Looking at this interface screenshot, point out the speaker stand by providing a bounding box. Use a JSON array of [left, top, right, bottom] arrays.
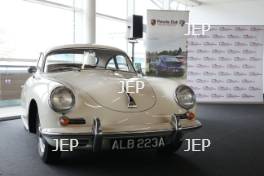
[[128, 39, 138, 64]]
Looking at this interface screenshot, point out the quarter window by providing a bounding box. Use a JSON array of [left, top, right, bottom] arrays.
[[116, 55, 129, 71], [106, 58, 117, 70]]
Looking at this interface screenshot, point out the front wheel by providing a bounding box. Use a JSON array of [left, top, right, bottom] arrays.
[[36, 115, 61, 164], [157, 133, 183, 155], [157, 140, 183, 154]]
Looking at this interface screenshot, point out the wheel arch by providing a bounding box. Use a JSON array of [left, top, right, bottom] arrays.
[[28, 99, 38, 133]]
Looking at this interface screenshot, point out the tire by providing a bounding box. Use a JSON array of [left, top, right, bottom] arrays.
[[36, 113, 61, 164], [157, 133, 183, 155], [157, 140, 183, 154], [175, 70, 184, 77]]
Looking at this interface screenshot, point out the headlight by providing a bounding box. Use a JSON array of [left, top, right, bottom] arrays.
[[175, 85, 196, 110], [49, 86, 75, 113]]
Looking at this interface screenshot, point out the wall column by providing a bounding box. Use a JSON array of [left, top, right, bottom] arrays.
[[84, 0, 96, 44]]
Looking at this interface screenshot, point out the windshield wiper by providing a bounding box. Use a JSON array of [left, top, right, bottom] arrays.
[[49, 66, 81, 72]]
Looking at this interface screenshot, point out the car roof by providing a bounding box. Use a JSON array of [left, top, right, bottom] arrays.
[[45, 44, 125, 55]]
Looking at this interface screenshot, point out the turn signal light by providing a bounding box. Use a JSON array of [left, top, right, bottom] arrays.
[[186, 112, 195, 120], [59, 116, 70, 126]]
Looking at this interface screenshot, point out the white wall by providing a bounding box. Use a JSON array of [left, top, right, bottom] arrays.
[[189, 0, 264, 93]]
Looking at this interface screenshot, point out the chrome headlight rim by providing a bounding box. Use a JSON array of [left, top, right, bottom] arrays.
[[49, 86, 75, 113], [174, 85, 196, 110]]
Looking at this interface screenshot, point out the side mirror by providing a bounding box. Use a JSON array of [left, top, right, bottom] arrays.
[[28, 66, 37, 74]]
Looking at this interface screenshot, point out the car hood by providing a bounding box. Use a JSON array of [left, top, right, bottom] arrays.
[[45, 70, 156, 112]]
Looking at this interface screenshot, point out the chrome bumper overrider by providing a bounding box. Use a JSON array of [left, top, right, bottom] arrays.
[[40, 114, 202, 151]]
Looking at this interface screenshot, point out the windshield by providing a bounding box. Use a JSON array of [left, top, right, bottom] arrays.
[[44, 49, 135, 73]]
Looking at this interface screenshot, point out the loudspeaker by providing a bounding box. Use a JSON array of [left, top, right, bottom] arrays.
[[131, 15, 143, 39]]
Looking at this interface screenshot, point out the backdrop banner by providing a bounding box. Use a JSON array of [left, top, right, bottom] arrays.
[[146, 10, 189, 79], [187, 25, 264, 103]]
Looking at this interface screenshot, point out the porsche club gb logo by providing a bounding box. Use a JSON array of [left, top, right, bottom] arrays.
[[151, 19, 156, 26]]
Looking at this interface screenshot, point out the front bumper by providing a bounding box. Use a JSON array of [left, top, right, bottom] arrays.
[[40, 114, 201, 151]]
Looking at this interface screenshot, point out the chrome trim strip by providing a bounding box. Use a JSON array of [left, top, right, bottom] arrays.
[[102, 129, 174, 135], [40, 119, 201, 137], [40, 125, 200, 137], [40, 129, 174, 137]]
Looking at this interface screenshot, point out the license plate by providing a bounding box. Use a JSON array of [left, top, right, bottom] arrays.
[[111, 137, 166, 150]]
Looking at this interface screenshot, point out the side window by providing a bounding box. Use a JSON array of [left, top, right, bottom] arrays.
[[37, 53, 44, 71], [106, 58, 117, 70], [116, 55, 129, 71]]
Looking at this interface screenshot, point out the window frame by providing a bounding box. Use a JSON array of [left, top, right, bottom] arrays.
[[115, 54, 130, 71], [105, 54, 134, 73], [37, 52, 45, 72]]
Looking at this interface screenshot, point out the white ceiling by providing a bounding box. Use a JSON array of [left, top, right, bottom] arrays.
[[176, 0, 261, 6], [199, 0, 258, 3]]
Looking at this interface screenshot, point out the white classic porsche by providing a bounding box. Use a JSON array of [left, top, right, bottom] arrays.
[[21, 44, 201, 163]]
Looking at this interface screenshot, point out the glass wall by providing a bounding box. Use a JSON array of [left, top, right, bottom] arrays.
[[96, 17, 127, 51], [96, 0, 128, 51], [0, 0, 187, 67], [0, 0, 188, 107], [0, 0, 78, 59], [95, 0, 188, 72], [0, 0, 84, 107], [96, 0, 127, 18]]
